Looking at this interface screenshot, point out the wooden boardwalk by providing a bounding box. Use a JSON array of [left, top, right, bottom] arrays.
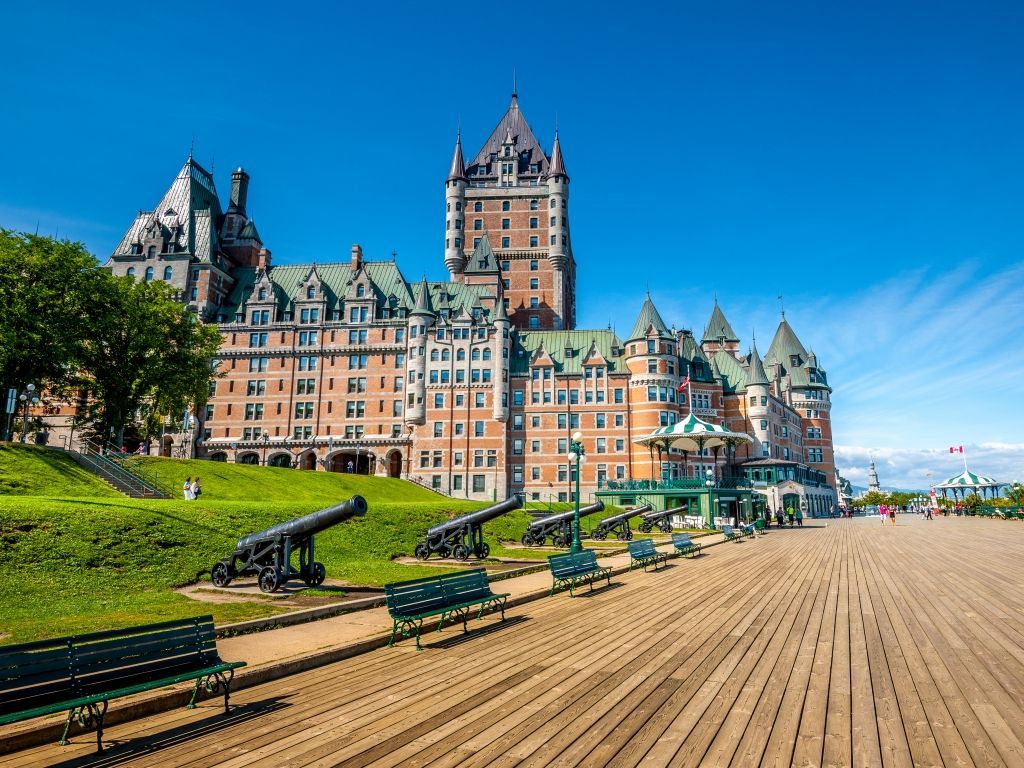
[[12, 515, 1024, 767]]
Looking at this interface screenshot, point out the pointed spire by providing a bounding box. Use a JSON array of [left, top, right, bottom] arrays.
[[764, 316, 808, 370], [628, 295, 672, 341], [512, 69, 517, 101], [549, 130, 568, 179], [447, 132, 467, 181], [701, 299, 739, 343], [411, 278, 435, 317], [492, 293, 509, 324], [747, 341, 770, 386]]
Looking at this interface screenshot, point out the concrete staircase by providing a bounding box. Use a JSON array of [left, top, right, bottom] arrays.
[[66, 446, 170, 499]]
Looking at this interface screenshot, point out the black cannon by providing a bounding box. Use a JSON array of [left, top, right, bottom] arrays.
[[638, 505, 688, 534], [211, 495, 367, 593], [591, 503, 653, 541], [521, 501, 604, 547], [415, 495, 522, 561]]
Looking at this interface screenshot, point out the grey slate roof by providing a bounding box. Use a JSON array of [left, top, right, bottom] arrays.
[[467, 95, 550, 178], [447, 134, 467, 181], [549, 132, 568, 179]]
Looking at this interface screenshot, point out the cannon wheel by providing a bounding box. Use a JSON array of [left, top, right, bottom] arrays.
[[211, 562, 232, 588], [659, 520, 673, 533], [592, 530, 607, 541], [414, 543, 430, 561], [639, 523, 652, 533], [476, 543, 490, 559], [521, 533, 536, 547], [258, 566, 281, 593], [453, 545, 470, 561], [438, 546, 451, 559], [552, 534, 567, 548], [303, 562, 326, 587], [617, 529, 632, 541]]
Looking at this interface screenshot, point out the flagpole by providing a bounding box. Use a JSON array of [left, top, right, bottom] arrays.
[[962, 445, 968, 473]]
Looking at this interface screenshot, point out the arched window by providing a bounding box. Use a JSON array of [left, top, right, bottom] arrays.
[[430, 350, 439, 361], [456, 349, 466, 361], [147, 245, 156, 258], [455, 202, 462, 211], [126, 267, 136, 277], [163, 266, 173, 280], [471, 348, 481, 361], [307, 286, 316, 299], [144, 266, 154, 281], [441, 349, 450, 361], [482, 348, 491, 361], [550, 199, 556, 208], [356, 284, 365, 298]]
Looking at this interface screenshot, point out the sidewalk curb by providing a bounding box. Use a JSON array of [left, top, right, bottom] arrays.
[[0, 532, 740, 755]]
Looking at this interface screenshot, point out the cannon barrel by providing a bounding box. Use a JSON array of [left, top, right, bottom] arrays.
[[641, 505, 688, 521], [528, 500, 605, 530], [236, 495, 368, 550], [426, 495, 523, 537], [598, 503, 653, 527]]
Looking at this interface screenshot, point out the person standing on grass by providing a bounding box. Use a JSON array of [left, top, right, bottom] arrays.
[[191, 477, 202, 500], [183, 477, 193, 501]]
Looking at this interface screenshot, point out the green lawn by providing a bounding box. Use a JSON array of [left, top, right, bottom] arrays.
[[0, 446, 629, 644], [0, 444, 119, 497]]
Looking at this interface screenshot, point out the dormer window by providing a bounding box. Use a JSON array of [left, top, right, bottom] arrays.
[[258, 288, 267, 300], [504, 146, 511, 157], [356, 284, 365, 298], [565, 347, 573, 359], [147, 246, 156, 258], [790, 355, 800, 367], [307, 286, 316, 300]]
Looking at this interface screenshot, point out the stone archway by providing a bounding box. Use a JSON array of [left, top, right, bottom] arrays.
[[237, 452, 260, 465], [297, 451, 317, 471], [387, 450, 402, 478], [326, 451, 372, 474], [208, 452, 228, 462], [160, 435, 174, 458], [268, 453, 292, 468]]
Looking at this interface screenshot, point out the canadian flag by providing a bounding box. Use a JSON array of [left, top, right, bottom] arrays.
[[949, 445, 963, 454], [677, 375, 690, 393]]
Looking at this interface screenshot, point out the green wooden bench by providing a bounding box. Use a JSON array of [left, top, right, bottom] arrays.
[[740, 522, 757, 537], [722, 525, 745, 542], [671, 533, 702, 558], [385, 568, 509, 650], [548, 550, 612, 597], [627, 539, 668, 571], [0, 615, 245, 754]]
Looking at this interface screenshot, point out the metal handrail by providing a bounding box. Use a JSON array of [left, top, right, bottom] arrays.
[[78, 441, 169, 498]]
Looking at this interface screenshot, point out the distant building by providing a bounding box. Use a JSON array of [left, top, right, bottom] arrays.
[[89, 89, 838, 511], [867, 460, 881, 493]]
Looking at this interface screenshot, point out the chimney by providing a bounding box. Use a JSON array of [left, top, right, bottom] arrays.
[[350, 243, 363, 271], [230, 167, 250, 215], [258, 247, 272, 271]]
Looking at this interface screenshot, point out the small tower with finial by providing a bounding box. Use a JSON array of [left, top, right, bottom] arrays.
[[444, 132, 467, 280]]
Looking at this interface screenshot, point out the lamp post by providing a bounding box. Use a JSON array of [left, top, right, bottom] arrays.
[[231, 441, 238, 463], [260, 432, 270, 465], [705, 468, 714, 527], [567, 431, 586, 553], [19, 384, 38, 444]]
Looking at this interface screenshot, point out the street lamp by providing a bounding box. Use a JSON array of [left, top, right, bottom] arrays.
[[260, 432, 270, 465], [705, 468, 714, 527], [19, 384, 38, 444], [567, 431, 586, 553]]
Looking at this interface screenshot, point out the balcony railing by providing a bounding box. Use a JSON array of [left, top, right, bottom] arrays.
[[597, 477, 752, 492]]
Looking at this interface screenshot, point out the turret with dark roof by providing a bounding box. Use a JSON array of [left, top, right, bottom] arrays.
[[411, 277, 435, 317], [548, 130, 568, 180], [447, 132, 467, 182], [628, 295, 673, 341], [747, 341, 770, 387]]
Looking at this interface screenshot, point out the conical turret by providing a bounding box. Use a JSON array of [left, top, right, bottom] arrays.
[[447, 133, 467, 181], [411, 278, 434, 317], [702, 300, 739, 344], [747, 341, 770, 386], [549, 130, 568, 180], [628, 295, 672, 341]]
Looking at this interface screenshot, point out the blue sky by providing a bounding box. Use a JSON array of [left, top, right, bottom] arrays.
[[2, 1, 1022, 488]]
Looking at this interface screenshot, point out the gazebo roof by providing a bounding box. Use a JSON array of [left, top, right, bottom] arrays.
[[635, 412, 752, 451], [933, 469, 1002, 489]]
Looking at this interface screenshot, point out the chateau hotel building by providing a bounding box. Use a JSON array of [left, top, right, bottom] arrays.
[[104, 91, 838, 512]]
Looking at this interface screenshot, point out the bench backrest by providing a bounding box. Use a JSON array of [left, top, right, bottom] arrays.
[[628, 539, 657, 558], [385, 575, 449, 615], [438, 569, 494, 604], [672, 533, 694, 547], [548, 549, 599, 577], [722, 525, 735, 536], [0, 616, 221, 716]]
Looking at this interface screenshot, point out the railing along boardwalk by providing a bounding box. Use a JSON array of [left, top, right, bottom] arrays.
[[9, 515, 1024, 767]]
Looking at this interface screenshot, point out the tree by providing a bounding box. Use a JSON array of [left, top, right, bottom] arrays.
[[0, 231, 99, 402], [1004, 482, 1024, 506], [76, 276, 221, 446]]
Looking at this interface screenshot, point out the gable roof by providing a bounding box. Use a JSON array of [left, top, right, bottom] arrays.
[[628, 295, 672, 340], [511, 330, 624, 375], [463, 233, 499, 274], [702, 301, 739, 343], [712, 351, 748, 394]]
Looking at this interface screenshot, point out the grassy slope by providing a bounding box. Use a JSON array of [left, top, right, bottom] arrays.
[[0, 444, 118, 497], [0, 446, 624, 643]]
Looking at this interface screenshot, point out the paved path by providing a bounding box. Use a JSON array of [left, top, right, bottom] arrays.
[[10, 515, 1024, 767]]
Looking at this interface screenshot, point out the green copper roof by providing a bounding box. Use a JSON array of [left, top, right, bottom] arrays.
[[678, 333, 714, 382], [238, 219, 261, 241], [764, 317, 808, 370], [464, 234, 499, 274], [411, 278, 434, 316], [747, 342, 769, 386], [711, 351, 748, 393], [628, 295, 672, 340], [702, 301, 739, 343], [511, 329, 623, 375]]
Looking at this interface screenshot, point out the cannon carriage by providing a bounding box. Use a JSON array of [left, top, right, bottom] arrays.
[[637, 505, 687, 534], [414, 496, 523, 561], [590, 503, 653, 541], [210, 495, 367, 593], [521, 501, 604, 547]]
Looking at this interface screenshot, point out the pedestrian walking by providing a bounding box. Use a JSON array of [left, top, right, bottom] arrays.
[[879, 505, 887, 525], [889, 506, 897, 525], [795, 507, 803, 527], [786, 506, 795, 526], [183, 477, 194, 501], [191, 477, 202, 499]]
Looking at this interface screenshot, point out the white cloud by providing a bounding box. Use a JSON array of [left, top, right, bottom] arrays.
[[835, 442, 1024, 490]]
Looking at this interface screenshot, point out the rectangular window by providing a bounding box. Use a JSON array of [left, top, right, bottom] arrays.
[[474, 421, 484, 437], [502, 218, 510, 230], [247, 380, 266, 396], [530, 260, 538, 271], [472, 475, 485, 493], [513, 439, 524, 456], [529, 217, 538, 228], [502, 236, 510, 248], [433, 422, 443, 437]]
